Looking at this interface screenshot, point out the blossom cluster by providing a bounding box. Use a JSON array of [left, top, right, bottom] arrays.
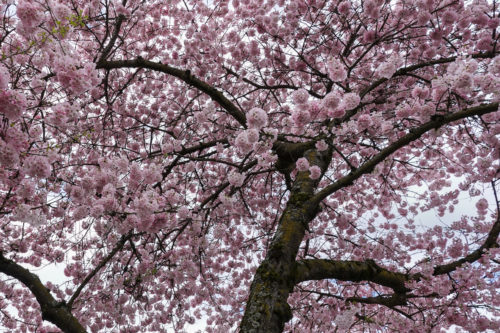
[[247, 107, 268, 129], [23, 155, 51, 178], [0, 140, 20, 167], [53, 56, 100, 96], [295, 157, 322, 180], [326, 58, 347, 81], [16, 0, 44, 36], [376, 54, 401, 79], [228, 171, 245, 187], [0, 90, 27, 121], [11, 204, 47, 226]]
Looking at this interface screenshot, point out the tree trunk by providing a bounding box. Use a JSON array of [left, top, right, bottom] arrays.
[[240, 200, 314, 332], [240, 149, 326, 332]]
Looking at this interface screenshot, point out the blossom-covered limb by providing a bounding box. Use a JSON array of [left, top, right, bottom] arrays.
[[360, 51, 500, 98], [67, 232, 135, 309], [311, 102, 499, 205], [0, 252, 86, 333], [96, 58, 247, 126], [433, 212, 500, 276]]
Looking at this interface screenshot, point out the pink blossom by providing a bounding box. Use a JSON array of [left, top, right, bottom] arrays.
[[357, 114, 372, 130], [453, 73, 472, 90], [488, 56, 500, 74], [257, 151, 278, 168], [338, 1, 351, 15], [72, 206, 89, 221], [53, 56, 99, 95], [476, 198, 488, 212], [309, 165, 321, 179], [448, 239, 463, 258], [0, 64, 10, 90], [363, 30, 376, 43], [134, 191, 159, 218], [322, 91, 341, 110], [16, 0, 44, 34], [395, 104, 411, 118], [70, 186, 86, 204], [429, 29, 443, 41], [441, 10, 458, 25], [477, 37, 492, 51], [162, 141, 174, 153], [52, 3, 72, 21], [115, 3, 131, 16], [101, 184, 116, 197], [328, 108, 346, 118], [23, 155, 51, 178], [488, 17, 500, 29], [11, 204, 32, 223], [246, 128, 259, 143], [376, 60, 397, 79], [342, 93, 360, 109], [364, 0, 380, 19], [291, 88, 309, 105], [11, 204, 46, 226], [335, 308, 357, 330], [296, 157, 310, 171], [411, 87, 429, 99], [234, 131, 253, 154], [247, 107, 268, 129], [0, 140, 19, 167], [315, 140, 328, 151], [228, 171, 245, 187], [417, 11, 431, 25], [218, 193, 235, 208], [178, 206, 191, 219], [380, 121, 392, 133], [326, 58, 347, 81], [472, 13, 489, 27], [263, 128, 278, 141], [143, 165, 162, 184], [291, 109, 311, 127], [0, 90, 27, 121]]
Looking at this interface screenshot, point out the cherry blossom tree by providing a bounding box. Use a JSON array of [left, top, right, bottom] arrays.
[[0, 0, 499, 332]]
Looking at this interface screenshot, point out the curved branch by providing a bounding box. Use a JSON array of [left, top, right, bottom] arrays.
[[347, 293, 409, 307], [360, 51, 499, 98], [294, 259, 410, 293], [433, 212, 500, 275], [310, 102, 499, 205], [67, 233, 133, 308], [0, 252, 87, 333], [96, 58, 247, 127]]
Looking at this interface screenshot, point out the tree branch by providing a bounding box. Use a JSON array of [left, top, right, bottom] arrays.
[[293, 212, 499, 304], [360, 51, 499, 98], [294, 259, 410, 293], [0, 252, 87, 333], [433, 213, 500, 276], [347, 293, 409, 307], [96, 14, 126, 64], [310, 102, 499, 205], [96, 58, 247, 127], [67, 233, 133, 309]]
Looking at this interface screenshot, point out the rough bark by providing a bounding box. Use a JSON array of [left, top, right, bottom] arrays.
[[240, 150, 328, 332], [294, 259, 410, 293]]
